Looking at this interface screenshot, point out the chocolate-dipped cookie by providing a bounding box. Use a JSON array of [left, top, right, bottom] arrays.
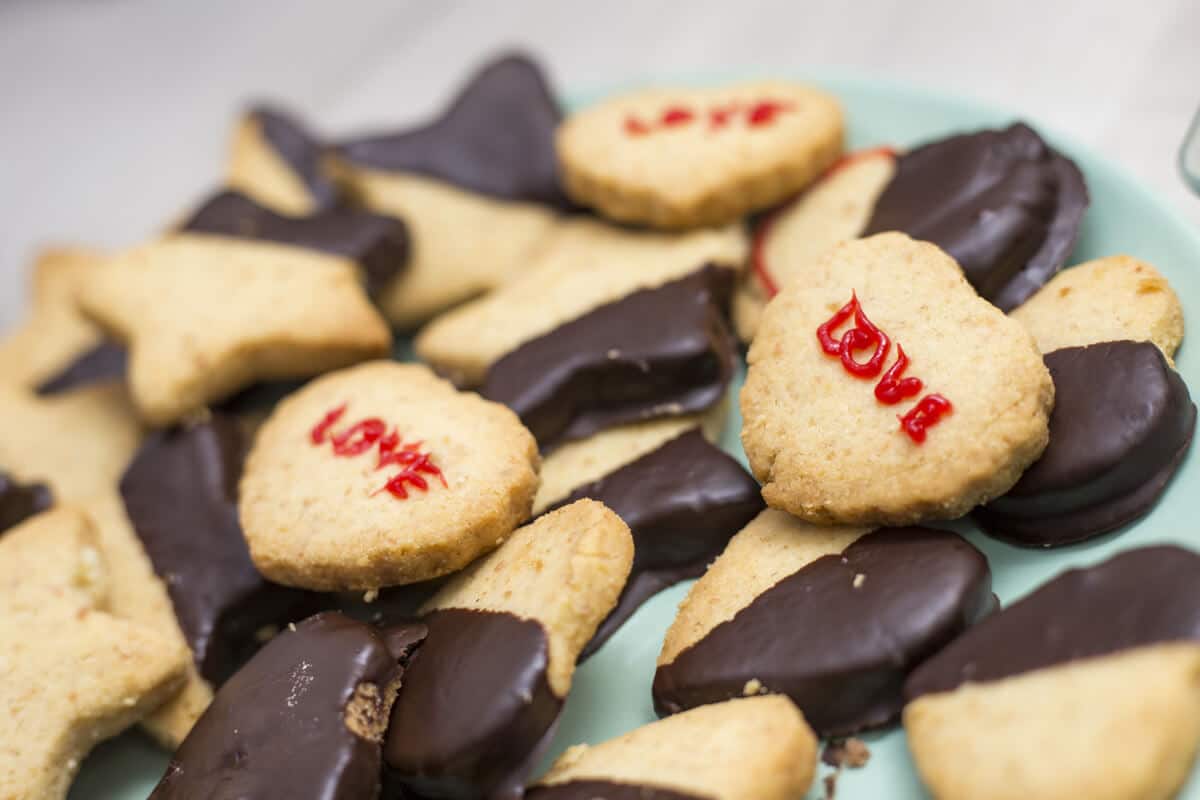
[[384, 499, 633, 799], [0, 472, 51, 534], [481, 266, 734, 451], [152, 612, 424, 800], [975, 341, 1195, 547], [120, 413, 321, 685], [35, 341, 127, 396], [544, 429, 763, 657], [904, 546, 1200, 800], [227, 104, 341, 214], [655, 511, 992, 736]]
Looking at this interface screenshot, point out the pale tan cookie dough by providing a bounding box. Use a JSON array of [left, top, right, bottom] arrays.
[[416, 216, 747, 385], [332, 164, 562, 327], [905, 643, 1200, 800], [0, 383, 142, 501], [742, 233, 1053, 525], [557, 81, 843, 229], [734, 149, 897, 343], [423, 498, 633, 696], [227, 111, 320, 215], [534, 695, 817, 800], [79, 233, 391, 426], [240, 361, 540, 591], [0, 247, 106, 389], [660, 509, 870, 665], [1010, 255, 1184, 361], [0, 507, 189, 800]]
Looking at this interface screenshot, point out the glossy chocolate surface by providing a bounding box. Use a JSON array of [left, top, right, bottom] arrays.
[[152, 612, 419, 800], [482, 267, 735, 450], [0, 472, 52, 534], [975, 341, 1195, 546], [36, 341, 128, 395], [654, 528, 992, 736], [250, 104, 342, 211], [863, 122, 1088, 310], [337, 53, 572, 210], [180, 189, 408, 298], [525, 781, 704, 800], [546, 429, 764, 658], [120, 414, 321, 685], [384, 608, 561, 800], [905, 544, 1200, 699]]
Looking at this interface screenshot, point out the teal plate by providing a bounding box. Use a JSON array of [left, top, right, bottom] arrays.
[[74, 72, 1200, 799]]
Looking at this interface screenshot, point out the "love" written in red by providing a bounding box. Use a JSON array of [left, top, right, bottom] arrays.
[[310, 404, 447, 500]]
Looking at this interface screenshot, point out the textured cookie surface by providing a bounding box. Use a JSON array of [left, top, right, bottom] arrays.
[[416, 216, 747, 385], [1011, 255, 1184, 359], [0, 507, 107, 612], [557, 81, 843, 228], [741, 233, 1053, 524], [532, 695, 817, 800], [240, 361, 540, 590], [79, 234, 391, 425]]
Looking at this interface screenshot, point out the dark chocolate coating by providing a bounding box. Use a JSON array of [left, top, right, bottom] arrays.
[[120, 414, 322, 685], [0, 472, 52, 534], [975, 341, 1195, 547], [250, 104, 342, 211], [35, 341, 128, 395], [653, 528, 992, 736], [180, 189, 409, 298], [384, 608, 561, 800], [482, 267, 735, 450], [525, 781, 704, 800], [546, 430, 765, 658], [337, 53, 573, 210], [905, 544, 1200, 700], [863, 122, 1088, 310], [151, 612, 418, 800]]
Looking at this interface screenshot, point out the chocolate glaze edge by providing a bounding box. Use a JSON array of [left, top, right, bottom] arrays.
[[524, 780, 706, 800]]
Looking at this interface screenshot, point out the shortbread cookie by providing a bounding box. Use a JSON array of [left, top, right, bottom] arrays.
[[333, 53, 569, 326], [0, 509, 189, 800], [0, 382, 142, 500], [416, 216, 747, 386], [482, 266, 735, 450], [544, 429, 763, 656], [557, 81, 843, 228], [904, 545, 1200, 800], [240, 361, 540, 590], [179, 189, 409, 299], [741, 233, 1053, 524], [863, 123, 1088, 310], [529, 696, 817, 800], [385, 499, 633, 799], [975, 341, 1194, 546], [0, 471, 52, 534], [734, 147, 898, 342], [1011, 255, 1184, 359], [152, 613, 422, 800], [0, 247, 105, 389], [227, 104, 341, 214], [79, 234, 391, 425], [655, 513, 992, 736]]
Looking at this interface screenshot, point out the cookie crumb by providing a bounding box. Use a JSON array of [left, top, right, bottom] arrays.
[[822, 737, 871, 768], [742, 678, 763, 696], [852, 573, 865, 589], [288, 622, 297, 632], [823, 771, 838, 799], [363, 588, 379, 603]]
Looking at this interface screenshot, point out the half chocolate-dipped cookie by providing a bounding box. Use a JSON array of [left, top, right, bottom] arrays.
[[227, 104, 342, 214], [0, 471, 51, 534]]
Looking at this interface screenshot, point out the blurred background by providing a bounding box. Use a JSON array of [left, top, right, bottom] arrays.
[[1, 0, 1196, 328]]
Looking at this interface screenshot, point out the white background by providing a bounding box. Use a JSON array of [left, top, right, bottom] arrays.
[[1, 0, 1197, 329]]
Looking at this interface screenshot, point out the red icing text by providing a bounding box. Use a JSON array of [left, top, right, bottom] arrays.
[[815, 293, 952, 443], [624, 100, 795, 137], [310, 405, 447, 500]]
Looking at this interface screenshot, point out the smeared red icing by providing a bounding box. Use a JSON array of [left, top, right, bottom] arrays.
[[752, 146, 899, 299], [310, 405, 447, 500], [899, 395, 953, 443], [623, 99, 795, 137]]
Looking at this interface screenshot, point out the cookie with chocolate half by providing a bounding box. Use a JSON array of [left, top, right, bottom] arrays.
[[655, 510, 992, 736], [527, 696, 818, 800], [152, 613, 425, 800], [227, 104, 341, 215], [904, 546, 1200, 800], [481, 266, 734, 451], [0, 472, 51, 534], [384, 499, 633, 800], [35, 341, 127, 396], [975, 341, 1195, 547], [543, 429, 763, 657], [332, 53, 569, 327]]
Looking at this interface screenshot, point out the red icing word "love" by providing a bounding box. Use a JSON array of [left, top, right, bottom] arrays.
[[816, 292, 953, 443], [310, 404, 447, 500], [624, 100, 795, 136]]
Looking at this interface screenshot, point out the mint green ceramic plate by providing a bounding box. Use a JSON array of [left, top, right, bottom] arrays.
[[74, 72, 1200, 799]]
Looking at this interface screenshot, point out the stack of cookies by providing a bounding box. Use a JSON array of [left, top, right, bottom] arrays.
[[0, 51, 1195, 800]]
